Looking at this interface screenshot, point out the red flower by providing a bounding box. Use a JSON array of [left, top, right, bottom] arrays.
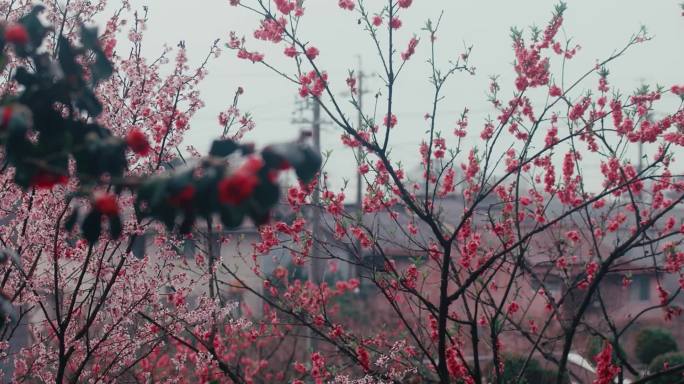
[[218, 156, 264, 205], [168, 185, 196, 208], [305, 46, 319, 60], [284, 46, 298, 57], [507, 301, 520, 314], [383, 113, 397, 128], [400, 37, 419, 61], [94, 194, 119, 216], [0, 106, 12, 129], [241, 155, 265, 173], [593, 342, 620, 384], [4, 24, 29, 45], [275, 158, 291, 170], [356, 346, 370, 372], [218, 173, 259, 205], [338, 0, 355, 10], [126, 129, 151, 156], [29, 171, 68, 189]]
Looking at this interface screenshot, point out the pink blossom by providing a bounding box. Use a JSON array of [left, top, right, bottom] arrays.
[[338, 0, 355, 10], [401, 37, 419, 60], [305, 46, 320, 59], [284, 46, 298, 57], [593, 343, 620, 384], [384, 114, 398, 128]]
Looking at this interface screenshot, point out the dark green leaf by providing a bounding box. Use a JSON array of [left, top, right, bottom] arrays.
[[220, 206, 244, 229], [209, 139, 239, 157], [14, 67, 35, 87], [80, 26, 113, 85], [179, 213, 195, 234], [79, 25, 100, 50], [0, 293, 16, 329], [58, 36, 82, 89], [76, 88, 103, 117], [64, 209, 78, 232], [252, 177, 279, 208], [262, 142, 321, 183], [82, 210, 102, 243], [109, 214, 122, 239], [91, 51, 114, 85], [18, 6, 48, 53]]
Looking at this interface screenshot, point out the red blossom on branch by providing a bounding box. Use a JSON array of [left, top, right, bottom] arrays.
[[218, 156, 264, 205], [126, 128, 151, 156], [4, 24, 28, 45], [93, 194, 119, 216]]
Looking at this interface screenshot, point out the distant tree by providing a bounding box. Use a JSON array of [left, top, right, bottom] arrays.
[[648, 352, 684, 384], [488, 354, 570, 384], [636, 328, 679, 365]]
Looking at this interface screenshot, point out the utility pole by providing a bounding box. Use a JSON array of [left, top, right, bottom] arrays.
[[291, 96, 324, 352], [291, 96, 323, 288], [355, 61, 364, 211], [310, 100, 322, 285]]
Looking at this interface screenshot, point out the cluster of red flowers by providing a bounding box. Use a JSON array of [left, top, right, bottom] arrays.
[[228, 31, 265, 62], [592, 343, 620, 384], [29, 170, 69, 189], [218, 156, 264, 205], [400, 37, 419, 60], [298, 70, 328, 98], [511, 11, 567, 92], [126, 128, 151, 156], [237, 48, 264, 63], [383, 113, 397, 128], [93, 194, 119, 216], [168, 185, 196, 208], [322, 190, 345, 216], [350, 226, 372, 248], [672, 84, 684, 96], [273, 0, 296, 15], [356, 346, 370, 372], [568, 97, 591, 121], [446, 346, 473, 383], [4, 24, 29, 45], [338, 0, 354, 11], [305, 46, 319, 60], [253, 17, 286, 43]]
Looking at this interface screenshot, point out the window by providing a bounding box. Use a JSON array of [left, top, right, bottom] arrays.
[[629, 275, 650, 301], [183, 239, 196, 259], [531, 276, 562, 295], [132, 234, 146, 259]]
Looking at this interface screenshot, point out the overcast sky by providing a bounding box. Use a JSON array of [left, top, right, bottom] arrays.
[[123, 1, 684, 198]]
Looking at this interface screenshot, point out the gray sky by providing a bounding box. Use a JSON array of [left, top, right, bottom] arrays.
[[124, 0, 684, 197]]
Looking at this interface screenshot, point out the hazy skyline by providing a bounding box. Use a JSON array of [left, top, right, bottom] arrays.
[[123, 1, 684, 197]]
